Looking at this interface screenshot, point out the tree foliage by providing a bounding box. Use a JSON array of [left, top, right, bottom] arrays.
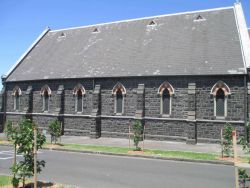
[[221, 123, 234, 157], [133, 120, 143, 151], [48, 120, 61, 144], [11, 118, 46, 187], [4, 120, 13, 141]]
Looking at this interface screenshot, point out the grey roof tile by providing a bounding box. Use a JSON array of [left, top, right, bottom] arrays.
[[6, 7, 246, 82]]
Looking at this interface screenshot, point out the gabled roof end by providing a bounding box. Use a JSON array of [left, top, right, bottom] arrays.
[[5, 27, 50, 80], [234, 3, 250, 69]]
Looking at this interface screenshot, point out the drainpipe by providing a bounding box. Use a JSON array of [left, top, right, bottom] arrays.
[[93, 78, 95, 90], [1, 75, 7, 130], [244, 74, 248, 142]]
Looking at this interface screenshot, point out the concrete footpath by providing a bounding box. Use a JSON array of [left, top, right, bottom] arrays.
[[0, 133, 246, 155]]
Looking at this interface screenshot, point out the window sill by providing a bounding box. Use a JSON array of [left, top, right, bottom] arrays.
[[216, 116, 226, 120], [115, 113, 123, 116], [160, 114, 171, 118]]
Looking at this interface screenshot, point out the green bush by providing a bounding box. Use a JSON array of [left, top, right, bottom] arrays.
[[239, 168, 250, 188], [48, 120, 61, 144], [221, 123, 234, 157], [4, 120, 13, 141], [11, 118, 46, 188], [133, 120, 143, 151]]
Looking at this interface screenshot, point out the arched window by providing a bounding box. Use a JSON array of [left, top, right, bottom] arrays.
[[116, 89, 123, 114], [162, 89, 170, 115], [12, 86, 21, 111], [211, 81, 231, 117], [216, 89, 225, 117], [158, 81, 174, 115], [41, 85, 51, 112], [73, 84, 85, 113], [43, 90, 49, 112], [112, 83, 126, 114]]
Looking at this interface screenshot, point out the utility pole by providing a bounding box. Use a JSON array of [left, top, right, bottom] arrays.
[[33, 127, 37, 188]]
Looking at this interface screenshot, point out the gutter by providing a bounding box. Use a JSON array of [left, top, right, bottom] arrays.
[[5, 27, 51, 80]]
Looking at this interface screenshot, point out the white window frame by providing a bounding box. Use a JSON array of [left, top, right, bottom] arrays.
[[73, 84, 86, 113], [160, 91, 172, 116], [214, 95, 227, 118], [158, 81, 174, 117], [75, 92, 84, 113], [41, 85, 52, 113], [42, 92, 50, 112], [14, 93, 20, 111], [211, 81, 231, 119], [112, 83, 126, 115], [114, 92, 124, 115], [12, 87, 21, 112]]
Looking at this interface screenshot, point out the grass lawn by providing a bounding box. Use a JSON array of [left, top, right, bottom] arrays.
[[0, 175, 11, 187], [45, 143, 219, 161], [0, 139, 235, 161]]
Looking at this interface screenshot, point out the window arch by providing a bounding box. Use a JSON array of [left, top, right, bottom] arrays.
[[73, 84, 86, 113], [211, 81, 231, 117], [158, 81, 174, 115], [41, 85, 51, 112], [112, 83, 126, 114], [12, 86, 22, 111]]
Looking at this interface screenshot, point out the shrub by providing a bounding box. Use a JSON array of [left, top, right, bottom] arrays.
[[221, 123, 234, 157], [133, 120, 143, 151], [4, 120, 13, 141], [48, 120, 61, 144], [11, 118, 46, 188], [239, 169, 250, 188]]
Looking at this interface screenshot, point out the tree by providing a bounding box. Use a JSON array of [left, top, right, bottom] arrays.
[[48, 120, 61, 144], [4, 120, 13, 141], [133, 120, 143, 151], [11, 118, 46, 187], [221, 123, 234, 157]]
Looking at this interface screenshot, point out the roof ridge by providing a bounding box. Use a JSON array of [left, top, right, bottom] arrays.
[[50, 6, 234, 33]]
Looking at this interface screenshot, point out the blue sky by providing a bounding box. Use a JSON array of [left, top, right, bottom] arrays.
[[0, 0, 249, 88]]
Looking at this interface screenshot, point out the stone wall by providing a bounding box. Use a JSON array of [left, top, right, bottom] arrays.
[[64, 116, 92, 136], [1, 75, 247, 143], [101, 117, 133, 138], [197, 121, 245, 143], [144, 119, 187, 141]]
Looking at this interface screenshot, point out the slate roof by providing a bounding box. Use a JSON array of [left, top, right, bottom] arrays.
[[6, 6, 247, 82]]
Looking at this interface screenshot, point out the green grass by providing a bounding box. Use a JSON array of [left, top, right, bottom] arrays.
[[0, 140, 221, 161], [47, 143, 219, 161], [144, 149, 218, 160], [0, 175, 11, 186], [62, 144, 129, 154]]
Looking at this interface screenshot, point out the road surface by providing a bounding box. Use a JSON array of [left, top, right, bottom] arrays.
[[0, 145, 235, 188]]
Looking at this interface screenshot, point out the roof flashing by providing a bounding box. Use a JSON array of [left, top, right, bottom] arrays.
[[50, 6, 233, 33]]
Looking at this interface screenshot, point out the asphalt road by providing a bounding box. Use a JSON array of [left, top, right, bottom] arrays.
[[0, 145, 235, 188]]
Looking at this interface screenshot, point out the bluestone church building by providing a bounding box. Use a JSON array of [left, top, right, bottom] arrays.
[[0, 3, 250, 144]]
